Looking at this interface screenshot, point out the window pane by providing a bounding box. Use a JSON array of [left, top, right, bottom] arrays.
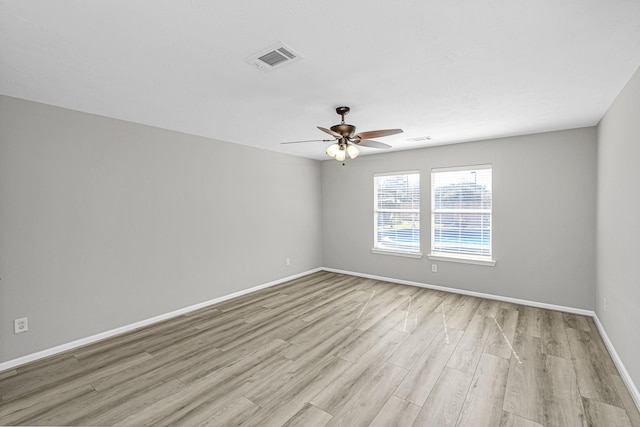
[[433, 212, 491, 255], [376, 212, 420, 252], [431, 166, 492, 258], [374, 172, 420, 253], [433, 169, 491, 210], [376, 174, 420, 210]]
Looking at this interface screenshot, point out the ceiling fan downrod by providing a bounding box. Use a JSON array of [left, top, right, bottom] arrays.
[[336, 106, 350, 124]]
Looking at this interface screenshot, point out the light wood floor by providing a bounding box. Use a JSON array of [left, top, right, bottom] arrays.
[[1, 271, 639, 426]]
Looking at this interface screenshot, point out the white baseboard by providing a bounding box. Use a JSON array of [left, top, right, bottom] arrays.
[[0, 268, 322, 373], [322, 267, 594, 316], [322, 267, 640, 413], [592, 314, 640, 411]]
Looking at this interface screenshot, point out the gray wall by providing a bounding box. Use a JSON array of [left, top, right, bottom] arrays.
[[597, 65, 640, 388], [0, 95, 323, 363], [322, 128, 597, 309]]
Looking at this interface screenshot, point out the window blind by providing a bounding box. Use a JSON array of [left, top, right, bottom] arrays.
[[374, 172, 420, 253], [431, 166, 492, 258]]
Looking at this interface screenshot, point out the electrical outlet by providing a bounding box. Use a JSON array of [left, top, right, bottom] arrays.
[[431, 264, 438, 273], [285, 257, 291, 266], [14, 318, 28, 334], [603, 297, 607, 312]]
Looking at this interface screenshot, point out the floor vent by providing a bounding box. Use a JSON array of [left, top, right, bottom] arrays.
[[246, 43, 301, 72]]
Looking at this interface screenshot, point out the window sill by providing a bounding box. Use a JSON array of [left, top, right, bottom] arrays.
[[371, 248, 423, 259], [427, 253, 496, 266]]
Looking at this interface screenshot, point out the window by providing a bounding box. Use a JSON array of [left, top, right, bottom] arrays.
[[373, 172, 421, 257], [430, 165, 495, 265]]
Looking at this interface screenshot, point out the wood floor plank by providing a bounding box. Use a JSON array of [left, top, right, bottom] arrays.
[[411, 367, 473, 427], [540, 309, 572, 358], [219, 316, 306, 353], [571, 355, 622, 408], [73, 314, 202, 363], [1, 350, 154, 417], [563, 312, 592, 332], [195, 396, 260, 427], [387, 310, 444, 369], [289, 308, 359, 348], [499, 411, 543, 427], [0, 355, 83, 401], [243, 353, 348, 407], [566, 328, 623, 407], [330, 318, 407, 364], [502, 334, 544, 424], [567, 326, 620, 375], [1, 272, 635, 427], [352, 291, 411, 331], [239, 356, 351, 427], [32, 377, 185, 426], [325, 362, 408, 427], [582, 397, 632, 427], [281, 403, 332, 427], [242, 279, 354, 325], [310, 329, 408, 414], [368, 395, 421, 427], [456, 353, 510, 427], [281, 326, 360, 361], [300, 288, 369, 323], [115, 339, 289, 426], [94, 346, 219, 390], [394, 328, 464, 406], [611, 375, 640, 427], [289, 279, 371, 320], [220, 289, 285, 312], [484, 308, 519, 360], [499, 301, 520, 311], [0, 381, 95, 426], [22, 389, 101, 426], [542, 354, 587, 427], [394, 290, 444, 334], [84, 380, 185, 426], [476, 298, 503, 317], [190, 309, 254, 332], [0, 370, 17, 381], [444, 295, 482, 330], [446, 314, 493, 375], [515, 305, 542, 338]]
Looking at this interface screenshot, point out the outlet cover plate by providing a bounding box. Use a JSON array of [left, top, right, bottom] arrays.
[[14, 318, 28, 334]]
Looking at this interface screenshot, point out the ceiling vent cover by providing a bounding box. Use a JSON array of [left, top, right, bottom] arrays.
[[246, 43, 302, 72]]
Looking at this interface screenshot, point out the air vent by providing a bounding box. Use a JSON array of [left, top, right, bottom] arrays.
[[246, 43, 302, 72]]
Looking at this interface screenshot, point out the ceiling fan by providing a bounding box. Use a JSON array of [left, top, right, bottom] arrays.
[[282, 106, 403, 161]]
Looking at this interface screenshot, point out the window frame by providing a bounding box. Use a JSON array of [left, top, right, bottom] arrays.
[[428, 164, 496, 266], [372, 171, 422, 259]]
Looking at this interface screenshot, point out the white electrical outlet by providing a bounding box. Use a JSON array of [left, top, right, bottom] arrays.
[[603, 297, 607, 312], [431, 264, 438, 273], [285, 257, 291, 266], [14, 318, 28, 334]]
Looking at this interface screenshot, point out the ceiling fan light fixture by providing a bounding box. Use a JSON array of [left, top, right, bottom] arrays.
[[335, 148, 346, 161], [326, 143, 340, 158], [346, 144, 360, 159]]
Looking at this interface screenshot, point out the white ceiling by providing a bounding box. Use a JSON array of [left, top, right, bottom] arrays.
[[2, 1, 640, 160]]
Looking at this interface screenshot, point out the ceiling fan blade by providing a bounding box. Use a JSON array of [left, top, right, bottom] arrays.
[[355, 129, 403, 139], [317, 126, 342, 138], [281, 139, 333, 144], [355, 139, 392, 149]]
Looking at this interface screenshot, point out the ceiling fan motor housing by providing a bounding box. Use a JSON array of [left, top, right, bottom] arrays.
[[330, 123, 356, 137]]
